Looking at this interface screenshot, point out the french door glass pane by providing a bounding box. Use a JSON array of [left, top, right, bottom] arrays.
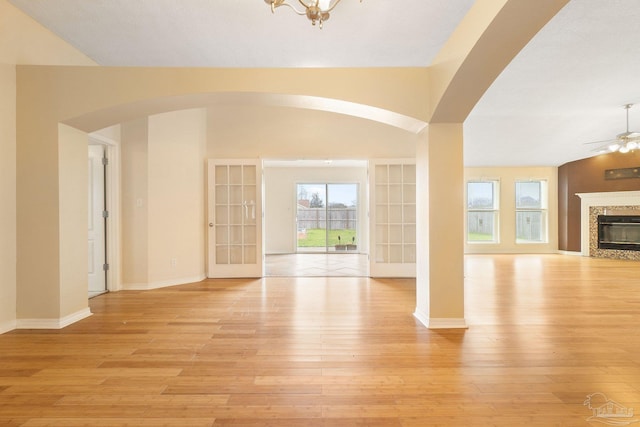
[[327, 184, 358, 250], [297, 184, 327, 252]]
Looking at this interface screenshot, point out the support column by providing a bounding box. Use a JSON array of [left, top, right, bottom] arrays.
[[415, 123, 466, 329]]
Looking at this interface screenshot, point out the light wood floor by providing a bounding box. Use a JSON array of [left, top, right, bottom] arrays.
[[1, 254, 639, 426]]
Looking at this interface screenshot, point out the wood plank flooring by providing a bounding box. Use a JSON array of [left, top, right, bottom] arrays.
[[1, 254, 639, 426]]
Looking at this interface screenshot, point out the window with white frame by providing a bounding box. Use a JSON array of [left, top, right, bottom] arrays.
[[515, 180, 548, 243], [466, 180, 499, 243]]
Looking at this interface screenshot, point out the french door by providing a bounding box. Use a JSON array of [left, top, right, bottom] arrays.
[[207, 159, 262, 278], [369, 160, 416, 277], [296, 183, 359, 253]]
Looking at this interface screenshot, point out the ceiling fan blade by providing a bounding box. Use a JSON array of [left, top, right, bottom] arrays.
[[583, 138, 618, 145], [590, 142, 620, 153]]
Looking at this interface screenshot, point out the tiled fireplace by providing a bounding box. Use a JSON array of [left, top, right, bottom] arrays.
[[577, 191, 640, 260]]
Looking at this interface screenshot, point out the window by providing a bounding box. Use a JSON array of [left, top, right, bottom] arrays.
[[515, 180, 547, 243], [467, 181, 499, 243], [296, 183, 359, 253]]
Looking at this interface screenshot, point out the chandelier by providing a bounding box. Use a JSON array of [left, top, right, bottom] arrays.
[[264, 0, 362, 29]]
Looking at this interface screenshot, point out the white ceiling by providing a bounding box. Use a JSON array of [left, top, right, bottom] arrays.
[[9, 0, 640, 167], [465, 0, 640, 167], [9, 0, 474, 67]]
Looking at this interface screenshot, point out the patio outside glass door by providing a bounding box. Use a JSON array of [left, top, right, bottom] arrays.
[[296, 183, 358, 253]]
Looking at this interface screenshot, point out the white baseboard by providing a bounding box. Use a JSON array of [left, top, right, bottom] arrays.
[[16, 307, 93, 330], [414, 310, 468, 329], [0, 319, 17, 335], [558, 250, 583, 256], [413, 308, 430, 328], [122, 275, 206, 291], [427, 318, 468, 329]]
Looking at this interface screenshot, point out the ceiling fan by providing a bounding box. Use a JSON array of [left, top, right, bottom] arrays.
[[588, 104, 640, 154]]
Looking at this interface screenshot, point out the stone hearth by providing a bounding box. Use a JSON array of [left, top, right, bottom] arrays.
[[589, 206, 640, 260]]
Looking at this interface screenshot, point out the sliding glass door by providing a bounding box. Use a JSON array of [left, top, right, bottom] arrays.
[[296, 183, 358, 253]]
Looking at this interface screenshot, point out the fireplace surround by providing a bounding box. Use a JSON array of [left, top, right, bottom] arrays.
[[577, 191, 640, 260]]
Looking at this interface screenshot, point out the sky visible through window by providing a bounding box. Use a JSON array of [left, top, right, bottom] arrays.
[[467, 182, 494, 209], [516, 181, 542, 208], [298, 183, 357, 207]]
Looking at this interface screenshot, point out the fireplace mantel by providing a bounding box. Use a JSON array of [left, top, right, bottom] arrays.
[[576, 191, 640, 256]]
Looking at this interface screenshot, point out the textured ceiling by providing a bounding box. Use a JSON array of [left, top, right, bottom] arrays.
[[9, 0, 640, 166], [8, 0, 474, 67], [465, 0, 640, 166]]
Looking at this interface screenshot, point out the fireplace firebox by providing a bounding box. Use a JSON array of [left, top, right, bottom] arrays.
[[597, 215, 640, 251]]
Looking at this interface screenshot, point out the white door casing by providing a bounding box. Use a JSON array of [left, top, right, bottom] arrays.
[[88, 144, 107, 293]]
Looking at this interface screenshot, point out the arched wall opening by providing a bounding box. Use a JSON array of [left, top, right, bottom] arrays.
[[14, 0, 567, 329], [92, 95, 426, 291], [18, 85, 427, 329]]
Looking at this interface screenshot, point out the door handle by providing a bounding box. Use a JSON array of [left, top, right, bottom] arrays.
[[209, 223, 213, 227]]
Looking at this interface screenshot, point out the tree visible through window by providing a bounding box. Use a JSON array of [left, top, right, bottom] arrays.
[[515, 181, 547, 243], [467, 181, 499, 242], [310, 192, 324, 208]]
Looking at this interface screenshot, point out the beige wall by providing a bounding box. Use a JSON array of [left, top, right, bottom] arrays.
[[0, 63, 17, 332], [121, 109, 206, 289], [58, 124, 89, 318], [0, 1, 97, 65], [121, 118, 149, 286], [0, 0, 94, 332], [148, 109, 206, 286], [207, 105, 417, 160], [464, 167, 559, 254]]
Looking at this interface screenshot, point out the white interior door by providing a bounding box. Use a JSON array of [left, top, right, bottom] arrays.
[[207, 159, 263, 278], [88, 145, 107, 294]]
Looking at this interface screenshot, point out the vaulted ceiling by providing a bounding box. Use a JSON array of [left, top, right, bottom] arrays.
[[10, 0, 640, 166]]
